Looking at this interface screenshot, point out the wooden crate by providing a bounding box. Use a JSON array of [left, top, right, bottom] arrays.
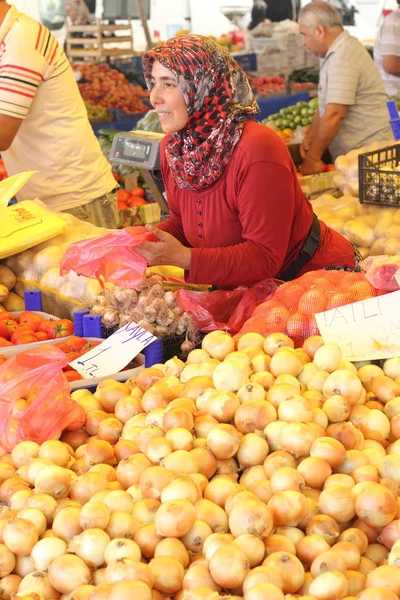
[[66, 19, 134, 61]]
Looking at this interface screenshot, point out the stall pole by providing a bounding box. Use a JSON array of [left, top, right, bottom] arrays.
[[136, 0, 153, 50]]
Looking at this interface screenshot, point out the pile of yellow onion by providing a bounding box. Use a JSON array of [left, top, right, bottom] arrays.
[[1, 330, 400, 600]]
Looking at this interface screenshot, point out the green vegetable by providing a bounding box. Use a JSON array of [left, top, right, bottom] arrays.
[[289, 67, 320, 84], [135, 110, 164, 133]]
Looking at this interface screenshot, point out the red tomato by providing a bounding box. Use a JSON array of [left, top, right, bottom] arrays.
[[54, 342, 72, 353], [131, 186, 145, 198], [0, 323, 9, 341], [128, 195, 147, 208], [35, 331, 50, 342], [117, 189, 131, 211], [66, 351, 82, 363], [81, 341, 102, 353], [0, 312, 14, 321], [4, 319, 18, 333], [39, 319, 74, 339], [0, 337, 12, 347], [64, 371, 84, 382], [66, 336, 87, 352], [15, 335, 38, 345], [11, 328, 35, 345], [17, 311, 44, 332]]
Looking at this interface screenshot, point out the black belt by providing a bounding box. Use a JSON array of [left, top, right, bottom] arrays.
[[279, 214, 321, 282]]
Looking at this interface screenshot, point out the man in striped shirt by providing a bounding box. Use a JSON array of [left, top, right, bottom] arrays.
[[0, 1, 119, 228], [298, 1, 392, 175], [374, 1, 400, 97]]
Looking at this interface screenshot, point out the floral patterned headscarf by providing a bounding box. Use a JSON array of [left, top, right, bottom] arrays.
[[142, 35, 260, 191]]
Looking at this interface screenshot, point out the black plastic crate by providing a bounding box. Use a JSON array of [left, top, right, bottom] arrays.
[[359, 144, 400, 206]]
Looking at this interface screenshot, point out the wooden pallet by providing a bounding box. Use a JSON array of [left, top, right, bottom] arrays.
[[66, 19, 134, 61]]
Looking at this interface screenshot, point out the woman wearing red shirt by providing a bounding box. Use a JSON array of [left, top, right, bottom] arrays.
[[135, 35, 355, 289]]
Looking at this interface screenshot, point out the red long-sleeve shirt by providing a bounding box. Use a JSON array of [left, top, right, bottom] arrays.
[[159, 120, 355, 288]]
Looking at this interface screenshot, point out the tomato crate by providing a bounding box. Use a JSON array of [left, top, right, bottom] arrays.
[[358, 143, 400, 206]]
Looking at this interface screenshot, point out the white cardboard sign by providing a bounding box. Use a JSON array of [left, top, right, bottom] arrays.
[[315, 290, 400, 361], [69, 322, 157, 379]]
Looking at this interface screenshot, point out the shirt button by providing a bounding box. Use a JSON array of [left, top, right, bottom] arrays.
[[198, 222, 202, 227], [199, 233, 203, 239], [197, 210, 202, 216], [196, 199, 201, 204]]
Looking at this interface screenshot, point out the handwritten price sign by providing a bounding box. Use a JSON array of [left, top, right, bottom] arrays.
[[315, 290, 400, 361], [69, 322, 157, 379]]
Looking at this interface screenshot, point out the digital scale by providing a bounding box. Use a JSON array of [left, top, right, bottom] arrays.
[[109, 130, 168, 213]]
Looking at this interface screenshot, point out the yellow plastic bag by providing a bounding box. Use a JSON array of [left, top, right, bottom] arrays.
[[0, 171, 36, 210], [0, 172, 67, 259]]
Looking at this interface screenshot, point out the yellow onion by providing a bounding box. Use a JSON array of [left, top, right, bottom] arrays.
[[264, 534, 296, 556], [154, 537, 189, 568], [311, 549, 348, 578], [297, 457, 332, 489], [234, 400, 276, 434], [242, 565, 283, 594], [195, 499, 228, 534], [278, 423, 317, 458], [269, 467, 305, 494], [31, 537, 67, 571], [317, 485, 355, 523], [308, 570, 348, 600], [48, 555, 91, 594], [105, 557, 154, 587], [18, 571, 58, 599], [134, 523, 163, 559], [3, 519, 38, 556], [366, 565, 400, 595], [338, 527, 369, 554], [296, 533, 330, 566], [263, 552, 304, 594], [331, 541, 361, 570], [155, 499, 196, 538], [209, 544, 250, 589], [354, 482, 397, 527], [243, 583, 284, 600], [139, 467, 174, 501], [268, 491, 308, 527], [0, 544, 15, 577], [149, 556, 185, 595], [229, 498, 273, 538], [305, 515, 340, 545]]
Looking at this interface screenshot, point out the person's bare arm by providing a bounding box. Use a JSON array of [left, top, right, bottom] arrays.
[[300, 109, 320, 159], [301, 103, 348, 175], [0, 114, 22, 152], [383, 55, 400, 77]]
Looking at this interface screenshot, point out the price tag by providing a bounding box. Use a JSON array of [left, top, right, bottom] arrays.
[[315, 290, 400, 361], [69, 322, 157, 379]]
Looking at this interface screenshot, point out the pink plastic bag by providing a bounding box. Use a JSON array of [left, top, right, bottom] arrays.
[[176, 279, 278, 334], [361, 255, 400, 292], [60, 227, 157, 288], [0, 346, 86, 451]]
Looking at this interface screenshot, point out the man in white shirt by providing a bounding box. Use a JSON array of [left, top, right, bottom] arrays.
[[0, 0, 119, 228], [298, 1, 392, 175], [374, 1, 400, 97]]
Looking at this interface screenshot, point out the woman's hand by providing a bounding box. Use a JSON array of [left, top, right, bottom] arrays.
[[135, 226, 192, 269]]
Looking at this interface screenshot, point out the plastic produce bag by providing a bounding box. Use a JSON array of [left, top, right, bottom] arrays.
[[236, 270, 385, 347], [176, 279, 278, 334], [361, 255, 400, 292], [312, 194, 400, 259], [0, 345, 86, 451], [60, 227, 157, 289]]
